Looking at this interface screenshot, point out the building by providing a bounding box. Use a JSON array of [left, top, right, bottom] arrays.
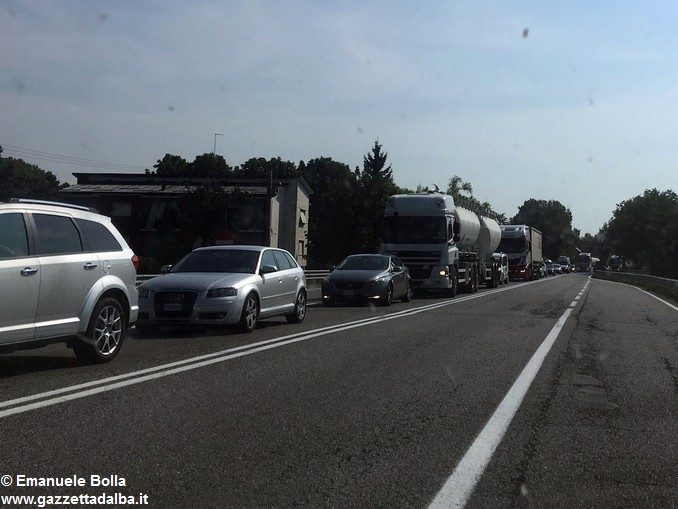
[[60, 172, 311, 269]]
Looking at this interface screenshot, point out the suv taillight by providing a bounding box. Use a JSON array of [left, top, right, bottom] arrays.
[[131, 254, 139, 270]]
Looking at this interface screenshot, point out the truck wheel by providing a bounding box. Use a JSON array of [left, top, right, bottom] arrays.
[[447, 267, 458, 298], [472, 267, 479, 293]]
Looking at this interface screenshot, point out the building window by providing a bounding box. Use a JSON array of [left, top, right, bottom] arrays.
[[298, 209, 307, 228], [298, 240, 305, 258]]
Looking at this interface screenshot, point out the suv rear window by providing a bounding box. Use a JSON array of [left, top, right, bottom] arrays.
[[0, 213, 29, 260], [33, 214, 83, 255], [76, 218, 122, 252]]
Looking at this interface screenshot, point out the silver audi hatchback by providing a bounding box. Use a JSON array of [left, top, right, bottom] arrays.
[[135, 246, 307, 334], [0, 199, 139, 362]]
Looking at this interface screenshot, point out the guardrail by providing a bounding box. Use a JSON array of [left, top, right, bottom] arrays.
[[136, 270, 330, 287], [594, 270, 678, 301]]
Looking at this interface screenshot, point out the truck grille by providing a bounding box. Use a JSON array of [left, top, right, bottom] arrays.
[[390, 251, 439, 281], [154, 291, 197, 318]]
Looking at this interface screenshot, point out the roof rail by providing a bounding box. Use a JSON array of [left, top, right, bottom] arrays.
[[9, 198, 98, 213]]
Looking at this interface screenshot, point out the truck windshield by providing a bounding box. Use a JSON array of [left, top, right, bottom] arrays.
[[381, 217, 446, 244], [497, 237, 526, 253]]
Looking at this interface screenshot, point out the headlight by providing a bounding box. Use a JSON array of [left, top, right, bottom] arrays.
[[371, 277, 389, 285], [206, 288, 238, 298], [438, 269, 448, 276], [137, 286, 150, 299]]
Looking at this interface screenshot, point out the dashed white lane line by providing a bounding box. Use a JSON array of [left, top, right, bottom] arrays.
[[429, 280, 587, 509], [0, 275, 567, 419]]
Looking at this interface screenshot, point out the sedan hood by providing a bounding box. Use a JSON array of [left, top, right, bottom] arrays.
[[141, 272, 256, 292], [329, 270, 389, 282]]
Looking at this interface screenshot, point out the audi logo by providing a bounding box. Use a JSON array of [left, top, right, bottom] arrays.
[[165, 293, 185, 302]]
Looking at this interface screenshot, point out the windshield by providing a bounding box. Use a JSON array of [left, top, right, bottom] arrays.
[[172, 249, 259, 274], [337, 255, 389, 271], [497, 238, 526, 253], [382, 217, 446, 244]]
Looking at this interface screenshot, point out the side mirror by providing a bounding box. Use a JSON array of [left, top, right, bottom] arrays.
[[160, 265, 172, 274], [260, 264, 278, 275]]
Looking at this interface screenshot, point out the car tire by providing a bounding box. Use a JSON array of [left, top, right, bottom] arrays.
[[286, 290, 307, 324], [74, 297, 126, 364], [238, 293, 259, 333], [381, 283, 393, 306], [401, 286, 412, 302]]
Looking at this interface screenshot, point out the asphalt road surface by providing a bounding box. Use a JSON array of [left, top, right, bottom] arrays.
[[1, 274, 677, 508]]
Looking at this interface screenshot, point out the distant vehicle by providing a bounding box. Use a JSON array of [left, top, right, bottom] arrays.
[[492, 252, 510, 284], [546, 262, 556, 275], [553, 263, 563, 274], [379, 192, 503, 297], [532, 260, 546, 279], [321, 254, 411, 306], [498, 225, 543, 281], [136, 246, 307, 334], [608, 255, 623, 271], [556, 256, 571, 273], [575, 252, 594, 272], [0, 199, 139, 363]]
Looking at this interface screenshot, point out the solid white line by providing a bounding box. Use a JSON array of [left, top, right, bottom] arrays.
[[428, 282, 585, 509], [593, 278, 678, 312], [0, 276, 564, 418]]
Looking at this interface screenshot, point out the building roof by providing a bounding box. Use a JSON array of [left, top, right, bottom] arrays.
[[61, 184, 268, 195], [69, 172, 313, 195]]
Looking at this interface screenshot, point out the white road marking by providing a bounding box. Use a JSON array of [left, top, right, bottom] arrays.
[[429, 281, 586, 509], [0, 276, 566, 418]]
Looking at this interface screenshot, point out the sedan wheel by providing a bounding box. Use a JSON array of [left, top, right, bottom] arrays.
[[239, 294, 259, 333], [381, 284, 393, 306], [286, 290, 307, 323]]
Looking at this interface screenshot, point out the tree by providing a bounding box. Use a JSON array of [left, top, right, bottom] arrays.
[[299, 157, 361, 267], [180, 183, 243, 247], [153, 154, 188, 176], [234, 157, 298, 179], [605, 189, 678, 277], [510, 199, 574, 259], [445, 175, 506, 223], [0, 156, 63, 202], [186, 153, 232, 177], [355, 140, 400, 252]]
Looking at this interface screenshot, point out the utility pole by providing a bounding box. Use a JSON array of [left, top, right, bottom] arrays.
[[213, 133, 223, 155]]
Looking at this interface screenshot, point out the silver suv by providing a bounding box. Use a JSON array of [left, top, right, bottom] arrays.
[[0, 199, 139, 362]]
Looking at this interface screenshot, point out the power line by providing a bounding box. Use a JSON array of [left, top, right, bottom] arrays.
[[1, 143, 149, 170]]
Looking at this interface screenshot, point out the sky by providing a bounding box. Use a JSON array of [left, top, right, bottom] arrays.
[[2, 0, 678, 234]]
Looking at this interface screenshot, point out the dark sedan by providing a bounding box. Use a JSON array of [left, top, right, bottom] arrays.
[[321, 254, 411, 306]]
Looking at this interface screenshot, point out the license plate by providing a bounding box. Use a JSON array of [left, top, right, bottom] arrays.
[[163, 303, 183, 312], [343, 290, 354, 297]]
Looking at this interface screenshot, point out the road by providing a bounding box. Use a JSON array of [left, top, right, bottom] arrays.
[[1, 274, 677, 508]]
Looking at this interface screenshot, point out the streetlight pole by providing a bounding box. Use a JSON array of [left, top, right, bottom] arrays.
[[213, 133, 223, 155]]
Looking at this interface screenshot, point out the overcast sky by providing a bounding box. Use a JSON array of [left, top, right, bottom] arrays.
[[2, 1, 677, 233]]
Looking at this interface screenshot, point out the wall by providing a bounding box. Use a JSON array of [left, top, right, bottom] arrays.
[[594, 270, 678, 302]]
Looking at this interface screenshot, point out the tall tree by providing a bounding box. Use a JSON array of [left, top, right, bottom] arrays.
[[510, 199, 575, 259], [234, 157, 298, 178], [187, 153, 232, 177], [0, 156, 63, 201], [153, 154, 188, 176], [605, 189, 678, 277], [355, 140, 400, 252], [445, 175, 506, 222], [299, 157, 361, 267]]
